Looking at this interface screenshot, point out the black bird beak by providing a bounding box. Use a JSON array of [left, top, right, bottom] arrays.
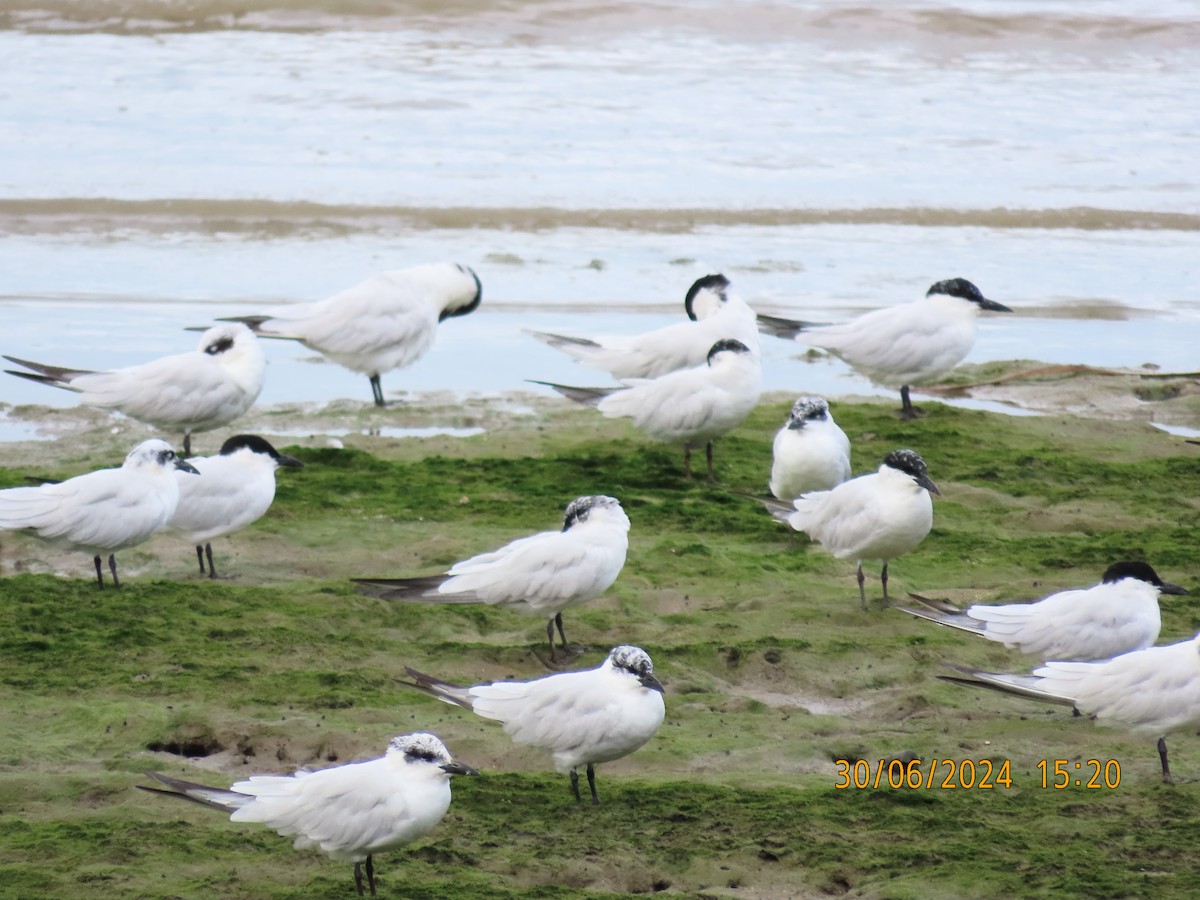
[[277, 453, 304, 469], [175, 459, 200, 475], [979, 297, 1012, 313], [918, 474, 941, 497], [441, 759, 480, 777], [1161, 582, 1189, 596], [640, 673, 666, 694]]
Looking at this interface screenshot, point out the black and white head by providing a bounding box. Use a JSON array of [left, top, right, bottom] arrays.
[[786, 396, 831, 430], [607, 645, 664, 693], [197, 322, 257, 358], [1102, 561, 1189, 596], [218, 434, 304, 469], [387, 732, 479, 777], [124, 439, 199, 475], [684, 273, 732, 321], [926, 278, 1012, 313], [882, 449, 939, 496], [437, 263, 483, 322], [562, 495, 625, 531], [706, 338, 752, 366]]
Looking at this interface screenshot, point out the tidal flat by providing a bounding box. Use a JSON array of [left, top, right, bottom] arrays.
[[1, 379, 1199, 899]]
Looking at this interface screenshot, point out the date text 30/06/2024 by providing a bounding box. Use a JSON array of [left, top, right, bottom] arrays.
[[833, 758, 1122, 791]]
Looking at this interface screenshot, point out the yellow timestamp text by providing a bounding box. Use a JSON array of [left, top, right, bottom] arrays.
[[834, 758, 1013, 790], [1036, 758, 1121, 789]]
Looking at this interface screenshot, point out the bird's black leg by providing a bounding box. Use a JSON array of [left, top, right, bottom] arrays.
[[108, 554, 121, 589], [205, 543, 217, 579], [94, 555, 105, 589], [183, 433, 192, 456], [365, 855, 376, 896], [881, 561, 890, 606], [370, 374, 385, 407], [546, 618, 558, 663], [706, 441, 715, 482], [195, 545, 206, 575], [569, 767, 582, 802], [899, 385, 920, 420], [554, 612, 569, 653], [856, 562, 867, 611], [1159, 736, 1172, 784], [683, 445, 692, 479], [586, 763, 599, 805], [353, 861, 365, 896]]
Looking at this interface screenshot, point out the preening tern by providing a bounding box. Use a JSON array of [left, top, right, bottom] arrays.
[[224, 262, 481, 407]]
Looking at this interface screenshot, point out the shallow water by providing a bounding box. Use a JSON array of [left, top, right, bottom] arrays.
[[1, 0, 1197, 415]]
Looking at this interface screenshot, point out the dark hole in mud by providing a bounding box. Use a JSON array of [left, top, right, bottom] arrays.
[[147, 723, 225, 758], [146, 735, 224, 757]]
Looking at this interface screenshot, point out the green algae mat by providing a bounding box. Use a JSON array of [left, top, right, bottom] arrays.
[[1, 395, 1198, 899]]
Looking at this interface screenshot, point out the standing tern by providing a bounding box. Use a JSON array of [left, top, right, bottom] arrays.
[[528, 273, 761, 379], [4, 322, 265, 454], [353, 496, 630, 663], [167, 434, 304, 578], [900, 561, 1188, 662], [941, 629, 1200, 783], [0, 439, 198, 587], [768, 396, 851, 500], [140, 732, 478, 896], [757, 278, 1012, 418], [401, 645, 665, 804], [532, 338, 762, 480], [767, 449, 939, 610], [223, 262, 481, 407]]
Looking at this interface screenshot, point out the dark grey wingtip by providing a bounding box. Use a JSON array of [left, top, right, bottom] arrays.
[[756, 313, 810, 340], [527, 380, 613, 407], [217, 315, 271, 332]]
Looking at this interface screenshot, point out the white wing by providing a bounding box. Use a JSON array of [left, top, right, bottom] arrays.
[[258, 273, 438, 372], [231, 758, 449, 859], [787, 477, 882, 559], [442, 525, 626, 613], [468, 669, 665, 770], [968, 582, 1160, 661], [539, 299, 761, 380], [598, 356, 760, 444], [1037, 636, 1200, 735], [70, 351, 258, 430], [169, 455, 277, 542], [805, 300, 975, 386], [0, 468, 176, 551]]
